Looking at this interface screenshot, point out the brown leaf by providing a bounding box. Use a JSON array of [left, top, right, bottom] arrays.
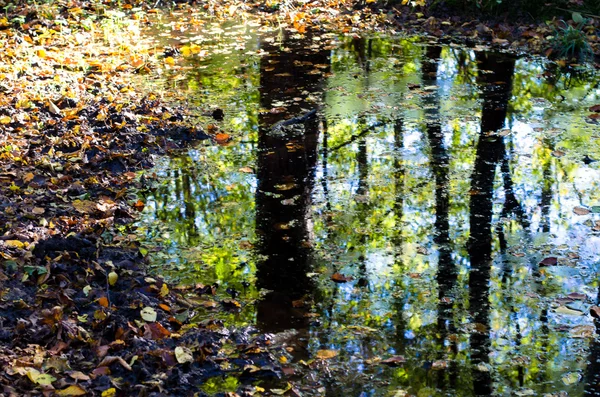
[[215, 133, 231, 144], [144, 322, 171, 340], [574, 206, 591, 215], [97, 297, 109, 307], [380, 356, 406, 366], [331, 272, 353, 283], [97, 356, 132, 371], [539, 257, 558, 266], [590, 104, 600, 112], [591, 306, 600, 319]]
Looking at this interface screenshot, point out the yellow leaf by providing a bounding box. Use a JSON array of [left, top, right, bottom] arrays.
[[108, 271, 118, 286], [140, 307, 157, 322], [164, 56, 175, 66], [5, 240, 25, 249], [316, 349, 338, 359], [101, 388, 117, 397], [0, 115, 11, 124], [181, 45, 191, 57], [72, 199, 98, 214], [159, 283, 169, 297], [56, 385, 87, 396]]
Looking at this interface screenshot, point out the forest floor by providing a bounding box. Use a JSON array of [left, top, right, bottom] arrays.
[[0, 0, 597, 396]]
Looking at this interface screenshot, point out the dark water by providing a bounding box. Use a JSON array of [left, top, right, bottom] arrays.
[[136, 15, 600, 396]]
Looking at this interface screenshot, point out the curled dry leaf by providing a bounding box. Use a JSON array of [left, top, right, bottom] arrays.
[[97, 356, 132, 371]]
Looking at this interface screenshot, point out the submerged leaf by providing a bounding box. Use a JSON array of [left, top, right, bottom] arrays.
[[316, 349, 337, 359]]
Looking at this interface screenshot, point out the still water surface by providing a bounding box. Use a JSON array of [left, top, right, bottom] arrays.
[[136, 16, 600, 396]]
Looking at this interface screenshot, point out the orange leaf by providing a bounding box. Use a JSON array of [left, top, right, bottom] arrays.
[[215, 133, 231, 144], [98, 297, 109, 307]]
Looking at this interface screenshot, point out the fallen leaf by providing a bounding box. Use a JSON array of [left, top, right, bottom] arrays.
[[97, 356, 132, 371], [331, 272, 353, 283], [215, 133, 231, 144], [72, 199, 98, 214], [144, 322, 171, 339], [108, 271, 118, 286], [569, 325, 595, 338], [539, 257, 557, 266], [381, 356, 406, 366], [101, 388, 117, 397], [573, 206, 591, 215], [141, 307, 157, 322], [316, 349, 337, 359], [97, 297, 109, 307], [56, 385, 87, 396], [589, 104, 600, 112], [590, 306, 600, 319], [175, 346, 194, 364], [555, 306, 584, 316]]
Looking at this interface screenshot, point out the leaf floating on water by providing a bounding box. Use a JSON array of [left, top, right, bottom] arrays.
[[431, 360, 448, 370], [331, 272, 353, 283], [555, 305, 584, 316], [590, 306, 600, 319], [416, 246, 429, 255], [551, 150, 565, 158], [569, 325, 596, 338], [573, 206, 591, 215], [589, 104, 600, 112], [239, 166, 254, 173], [539, 257, 557, 266], [561, 372, 581, 385], [567, 292, 587, 301], [215, 133, 231, 144], [316, 349, 338, 359], [381, 356, 406, 367]]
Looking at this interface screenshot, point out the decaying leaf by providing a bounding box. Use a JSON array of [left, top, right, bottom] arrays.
[[140, 307, 157, 322], [97, 356, 132, 371], [175, 346, 194, 364]]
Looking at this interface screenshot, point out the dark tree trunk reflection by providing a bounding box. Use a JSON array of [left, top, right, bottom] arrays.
[[255, 31, 329, 333], [468, 52, 516, 396], [422, 45, 458, 392]]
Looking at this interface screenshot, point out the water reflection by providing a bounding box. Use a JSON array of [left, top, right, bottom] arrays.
[[136, 25, 600, 396]]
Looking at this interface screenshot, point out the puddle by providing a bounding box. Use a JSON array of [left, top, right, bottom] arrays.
[[135, 14, 600, 397]]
